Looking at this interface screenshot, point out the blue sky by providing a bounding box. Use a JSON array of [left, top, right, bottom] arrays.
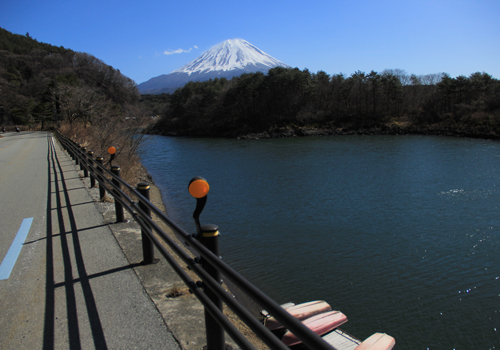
[[1, 0, 499, 84]]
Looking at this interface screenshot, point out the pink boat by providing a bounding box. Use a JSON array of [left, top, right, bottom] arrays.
[[265, 300, 332, 330], [281, 310, 348, 346], [354, 333, 396, 350]]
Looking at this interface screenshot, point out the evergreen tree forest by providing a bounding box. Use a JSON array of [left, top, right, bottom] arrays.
[[150, 67, 500, 139], [0, 27, 140, 128]]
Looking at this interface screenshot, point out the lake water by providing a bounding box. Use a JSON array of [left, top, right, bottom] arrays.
[[138, 135, 500, 350]]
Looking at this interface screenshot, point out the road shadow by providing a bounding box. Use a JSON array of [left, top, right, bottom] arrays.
[[43, 134, 108, 350]]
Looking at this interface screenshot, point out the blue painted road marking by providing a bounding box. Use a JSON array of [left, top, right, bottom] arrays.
[[0, 217, 34, 280]]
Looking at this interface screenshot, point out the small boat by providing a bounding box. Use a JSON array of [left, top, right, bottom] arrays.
[[354, 333, 395, 350], [281, 310, 348, 346], [264, 300, 332, 330], [261, 302, 295, 318]]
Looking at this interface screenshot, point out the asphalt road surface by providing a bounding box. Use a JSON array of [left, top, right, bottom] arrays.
[[0, 131, 180, 350]]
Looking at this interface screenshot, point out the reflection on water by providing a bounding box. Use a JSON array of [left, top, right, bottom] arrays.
[[139, 135, 500, 350]]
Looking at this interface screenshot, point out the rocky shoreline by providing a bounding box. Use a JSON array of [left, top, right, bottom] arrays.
[[152, 122, 500, 141], [236, 124, 500, 140]]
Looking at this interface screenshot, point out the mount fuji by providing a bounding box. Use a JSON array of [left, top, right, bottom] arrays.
[[138, 39, 290, 94]]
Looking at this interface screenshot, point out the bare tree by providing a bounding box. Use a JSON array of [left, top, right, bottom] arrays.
[[54, 84, 105, 125]]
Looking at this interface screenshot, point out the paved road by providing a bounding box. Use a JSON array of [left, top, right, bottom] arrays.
[[0, 131, 180, 349], [0, 131, 48, 265]]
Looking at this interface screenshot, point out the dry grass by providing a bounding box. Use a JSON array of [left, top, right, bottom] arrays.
[[58, 118, 147, 185], [166, 283, 188, 298], [387, 115, 411, 128]]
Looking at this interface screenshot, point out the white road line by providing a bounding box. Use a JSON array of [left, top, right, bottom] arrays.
[[0, 217, 34, 280]]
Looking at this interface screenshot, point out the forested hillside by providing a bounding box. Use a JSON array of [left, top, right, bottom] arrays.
[[0, 27, 148, 182], [150, 67, 500, 139], [0, 27, 139, 128], [3, 26, 499, 141]]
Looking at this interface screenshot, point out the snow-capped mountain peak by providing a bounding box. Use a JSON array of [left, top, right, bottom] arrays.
[[172, 38, 289, 75], [137, 39, 290, 94]]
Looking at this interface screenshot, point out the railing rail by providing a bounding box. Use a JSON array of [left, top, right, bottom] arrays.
[[54, 130, 338, 350]]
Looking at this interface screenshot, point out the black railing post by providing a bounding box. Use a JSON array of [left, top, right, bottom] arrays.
[[96, 156, 106, 201], [74, 144, 79, 165], [80, 146, 86, 171], [111, 165, 125, 223], [137, 182, 156, 264], [88, 151, 96, 187], [82, 147, 88, 177], [188, 177, 225, 350], [200, 224, 225, 350]]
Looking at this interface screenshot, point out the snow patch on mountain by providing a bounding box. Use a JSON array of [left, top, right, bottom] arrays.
[[172, 39, 289, 75]]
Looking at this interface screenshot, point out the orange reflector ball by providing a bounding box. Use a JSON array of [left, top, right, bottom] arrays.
[[189, 179, 210, 198], [107, 146, 117, 155]]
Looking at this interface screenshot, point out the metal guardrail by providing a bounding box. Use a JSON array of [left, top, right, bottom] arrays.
[[54, 130, 338, 350]]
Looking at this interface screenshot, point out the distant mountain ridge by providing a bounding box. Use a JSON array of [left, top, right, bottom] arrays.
[[138, 39, 290, 94]]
